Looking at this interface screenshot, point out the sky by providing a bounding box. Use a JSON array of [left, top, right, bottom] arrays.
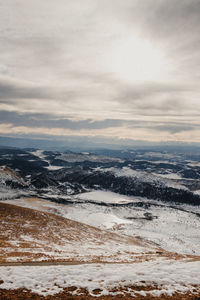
[[0, 0, 200, 144]]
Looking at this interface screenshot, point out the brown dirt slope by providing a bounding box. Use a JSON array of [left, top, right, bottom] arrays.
[[0, 202, 165, 263]]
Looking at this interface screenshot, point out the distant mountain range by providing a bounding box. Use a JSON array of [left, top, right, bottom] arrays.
[[1, 135, 200, 153]]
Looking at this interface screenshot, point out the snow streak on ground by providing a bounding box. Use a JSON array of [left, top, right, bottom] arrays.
[[0, 260, 200, 297], [29, 150, 47, 161], [45, 165, 64, 171]]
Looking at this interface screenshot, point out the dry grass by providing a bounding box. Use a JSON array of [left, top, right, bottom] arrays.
[[0, 202, 155, 263], [0, 202, 199, 264]]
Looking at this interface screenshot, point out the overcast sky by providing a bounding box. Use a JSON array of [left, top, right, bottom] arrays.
[[0, 0, 200, 143]]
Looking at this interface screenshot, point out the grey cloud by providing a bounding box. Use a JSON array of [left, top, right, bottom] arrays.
[[124, 0, 200, 40], [0, 80, 51, 101], [115, 82, 197, 117], [0, 0, 200, 142], [0, 77, 82, 105], [125, 118, 200, 132], [150, 124, 200, 134], [1, 110, 199, 135], [0, 111, 124, 130], [118, 83, 187, 102]]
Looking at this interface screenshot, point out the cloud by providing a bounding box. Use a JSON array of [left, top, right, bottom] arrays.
[[0, 111, 124, 130], [0, 79, 52, 101], [149, 124, 199, 134], [0, 0, 200, 142], [0, 110, 199, 137]]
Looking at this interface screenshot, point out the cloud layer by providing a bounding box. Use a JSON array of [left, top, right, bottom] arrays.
[[0, 0, 200, 142]]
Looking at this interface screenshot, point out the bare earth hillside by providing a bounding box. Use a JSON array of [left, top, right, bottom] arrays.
[[0, 201, 200, 299], [0, 202, 164, 264]]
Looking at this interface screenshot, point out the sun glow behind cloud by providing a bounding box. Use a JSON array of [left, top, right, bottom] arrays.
[[110, 36, 168, 83]]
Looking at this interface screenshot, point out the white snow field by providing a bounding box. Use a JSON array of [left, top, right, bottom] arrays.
[[74, 190, 136, 204], [0, 259, 200, 297]]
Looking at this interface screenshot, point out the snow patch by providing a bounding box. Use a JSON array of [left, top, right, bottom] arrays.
[[74, 190, 137, 204], [0, 260, 199, 296]]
